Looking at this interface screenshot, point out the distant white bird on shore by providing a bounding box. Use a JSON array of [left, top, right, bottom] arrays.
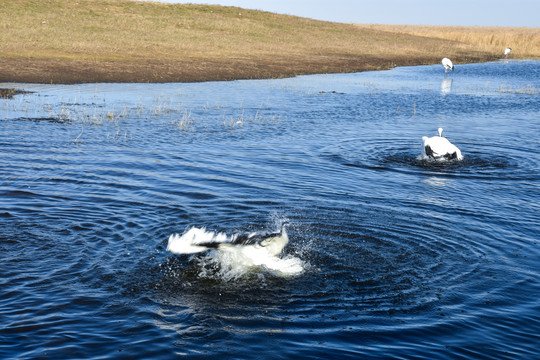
[[422, 128, 463, 161], [441, 58, 454, 75], [504, 47, 512, 58]]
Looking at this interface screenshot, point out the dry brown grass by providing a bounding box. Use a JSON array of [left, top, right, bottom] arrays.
[[0, 0, 534, 83], [360, 25, 540, 59]]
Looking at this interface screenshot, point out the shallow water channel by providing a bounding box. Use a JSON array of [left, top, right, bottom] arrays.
[[1, 60, 539, 359]]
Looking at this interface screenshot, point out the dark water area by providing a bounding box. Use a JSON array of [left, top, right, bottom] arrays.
[[1, 60, 539, 359]]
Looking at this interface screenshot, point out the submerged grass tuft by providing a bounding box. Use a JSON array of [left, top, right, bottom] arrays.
[[498, 84, 536, 95]]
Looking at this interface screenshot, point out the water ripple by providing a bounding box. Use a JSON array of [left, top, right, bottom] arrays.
[[1, 61, 539, 359]]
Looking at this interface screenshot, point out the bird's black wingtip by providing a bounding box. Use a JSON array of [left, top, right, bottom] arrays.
[[425, 145, 434, 157]]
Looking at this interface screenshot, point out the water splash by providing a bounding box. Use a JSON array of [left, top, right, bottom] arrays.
[[167, 225, 305, 280]]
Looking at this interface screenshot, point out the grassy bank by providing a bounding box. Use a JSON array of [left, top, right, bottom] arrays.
[[361, 25, 540, 59], [0, 0, 537, 83]]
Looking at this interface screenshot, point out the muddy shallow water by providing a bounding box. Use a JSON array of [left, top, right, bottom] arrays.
[[1, 60, 539, 359]]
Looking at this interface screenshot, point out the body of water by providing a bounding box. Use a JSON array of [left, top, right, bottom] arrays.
[[1, 60, 539, 359]]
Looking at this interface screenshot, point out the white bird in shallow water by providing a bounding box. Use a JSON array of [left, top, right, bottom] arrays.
[[441, 58, 454, 75], [504, 47, 512, 58], [166, 222, 302, 276], [422, 128, 463, 161], [168, 223, 289, 256]]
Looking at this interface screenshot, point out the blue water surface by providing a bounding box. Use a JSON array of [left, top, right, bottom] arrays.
[[1, 60, 539, 359]]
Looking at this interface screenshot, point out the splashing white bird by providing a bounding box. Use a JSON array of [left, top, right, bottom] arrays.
[[422, 128, 463, 161], [442, 58, 454, 75], [168, 223, 289, 255], [167, 222, 303, 276]]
